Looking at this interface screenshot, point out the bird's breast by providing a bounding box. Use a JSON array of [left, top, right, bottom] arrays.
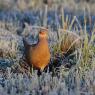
[[29, 41, 50, 63]]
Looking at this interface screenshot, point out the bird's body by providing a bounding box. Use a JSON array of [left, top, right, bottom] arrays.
[[60, 31, 81, 55], [59, 22, 81, 55], [23, 29, 50, 71]]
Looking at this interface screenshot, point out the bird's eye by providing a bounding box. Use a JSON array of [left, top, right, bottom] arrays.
[[39, 32, 45, 35]]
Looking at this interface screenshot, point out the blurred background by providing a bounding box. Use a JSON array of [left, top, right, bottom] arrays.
[[0, 0, 95, 13]]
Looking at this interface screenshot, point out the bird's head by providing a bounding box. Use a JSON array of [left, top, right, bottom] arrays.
[[39, 29, 48, 39]]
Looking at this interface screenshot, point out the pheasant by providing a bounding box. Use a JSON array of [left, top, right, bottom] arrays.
[[51, 22, 82, 69], [60, 31, 81, 55], [60, 22, 81, 55], [23, 29, 51, 71]]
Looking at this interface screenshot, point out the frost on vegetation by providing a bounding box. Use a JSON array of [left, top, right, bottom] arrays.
[[0, 28, 23, 68], [0, 67, 95, 95], [0, 21, 18, 34], [0, 1, 94, 95]]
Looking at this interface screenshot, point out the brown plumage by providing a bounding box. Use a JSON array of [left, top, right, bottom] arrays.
[[60, 31, 81, 55], [23, 29, 51, 71], [59, 21, 82, 55]]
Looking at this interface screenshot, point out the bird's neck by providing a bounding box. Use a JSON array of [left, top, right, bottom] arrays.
[[37, 38, 49, 51], [38, 38, 48, 43], [38, 38, 49, 47]]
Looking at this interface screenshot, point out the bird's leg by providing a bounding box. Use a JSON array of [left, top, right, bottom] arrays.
[[37, 68, 44, 76], [40, 69, 43, 74], [30, 64, 34, 74]]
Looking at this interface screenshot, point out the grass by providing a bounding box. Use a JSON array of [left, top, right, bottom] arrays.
[[0, 1, 95, 95]]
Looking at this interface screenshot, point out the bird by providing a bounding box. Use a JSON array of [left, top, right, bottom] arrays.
[[59, 21, 82, 56], [23, 28, 51, 71], [60, 31, 81, 56]]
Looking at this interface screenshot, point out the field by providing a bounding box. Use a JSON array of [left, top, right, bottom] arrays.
[[0, 0, 95, 95]]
